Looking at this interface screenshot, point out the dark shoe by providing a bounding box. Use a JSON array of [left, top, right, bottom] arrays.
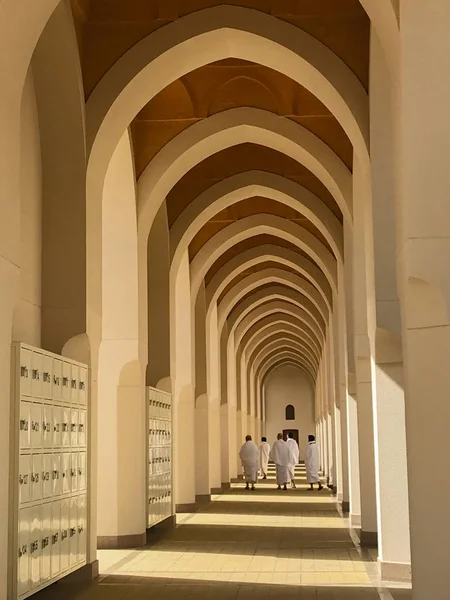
[[318, 485, 324, 491], [251, 486, 255, 491], [283, 485, 288, 491], [245, 484, 249, 490]]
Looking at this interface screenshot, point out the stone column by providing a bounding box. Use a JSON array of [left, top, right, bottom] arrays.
[[206, 305, 222, 494], [397, 2, 450, 596], [352, 161, 378, 546], [347, 373, 361, 528], [326, 335, 337, 488], [370, 30, 410, 580], [228, 403, 237, 480], [97, 347, 146, 548], [194, 285, 211, 501], [335, 270, 350, 508], [344, 223, 361, 523], [172, 254, 196, 510], [222, 326, 238, 480]]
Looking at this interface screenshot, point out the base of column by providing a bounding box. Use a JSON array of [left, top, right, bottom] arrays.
[[211, 487, 223, 494], [350, 513, 361, 528], [60, 560, 99, 583], [337, 492, 343, 502], [176, 503, 198, 513], [379, 559, 411, 582], [360, 530, 378, 548], [195, 494, 211, 504], [221, 482, 231, 492], [341, 501, 350, 513], [97, 532, 146, 549], [146, 516, 176, 545]]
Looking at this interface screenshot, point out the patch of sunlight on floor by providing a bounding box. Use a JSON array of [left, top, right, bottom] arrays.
[[177, 513, 346, 528], [98, 549, 136, 572], [215, 493, 335, 504], [98, 545, 375, 587], [122, 571, 373, 586]]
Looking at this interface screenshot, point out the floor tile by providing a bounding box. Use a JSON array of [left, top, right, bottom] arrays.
[[34, 466, 412, 600]]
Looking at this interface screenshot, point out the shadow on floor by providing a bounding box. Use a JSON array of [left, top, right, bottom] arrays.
[[157, 523, 354, 551], [34, 574, 412, 600]]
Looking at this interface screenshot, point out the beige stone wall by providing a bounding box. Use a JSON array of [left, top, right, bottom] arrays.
[[264, 365, 315, 461]]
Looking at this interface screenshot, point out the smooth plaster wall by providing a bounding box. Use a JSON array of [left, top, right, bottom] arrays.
[[13, 68, 42, 346], [264, 365, 314, 461]]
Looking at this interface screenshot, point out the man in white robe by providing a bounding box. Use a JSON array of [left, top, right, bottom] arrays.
[[305, 434, 323, 491], [286, 433, 300, 488], [259, 437, 271, 479], [269, 433, 290, 490], [239, 435, 260, 490]]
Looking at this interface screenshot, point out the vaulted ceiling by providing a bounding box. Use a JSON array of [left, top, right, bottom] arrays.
[[70, 0, 369, 376]]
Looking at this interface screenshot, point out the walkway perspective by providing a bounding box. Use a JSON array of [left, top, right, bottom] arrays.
[[36, 466, 411, 600]]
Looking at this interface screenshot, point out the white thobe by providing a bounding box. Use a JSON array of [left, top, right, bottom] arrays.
[[259, 442, 270, 475], [239, 441, 260, 482], [286, 438, 300, 480], [305, 442, 321, 483], [269, 440, 290, 485]]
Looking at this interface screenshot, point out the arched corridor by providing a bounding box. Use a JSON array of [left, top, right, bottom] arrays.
[[1, 2, 449, 599]]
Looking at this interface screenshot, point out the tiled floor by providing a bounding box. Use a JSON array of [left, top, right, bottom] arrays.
[[36, 465, 412, 599]]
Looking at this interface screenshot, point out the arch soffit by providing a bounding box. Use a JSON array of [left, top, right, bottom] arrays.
[[0, 0, 60, 83], [246, 330, 319, 376], [191, 213, 338, 300], [236, 314, 321, 364], [234, 306, 323, 360], [250, 334, 318, 377], [170, 170, 344, 269], [0, 0, 78, 264], [256, 352, 316, 387], [217, 270, 328, 335], [256, 347, 316, 383], [253, 340, 317, 381], [205, 244, 332, 313], [231, 306, 323, 368], [260, 357, 314, 388], [226, 291, 326, 349], [259, 352, 312, 381], [358, 0, 399, 75], [138, 109, 352, 243], [86, 5, 368, 200], [240, 324, 320, 372]]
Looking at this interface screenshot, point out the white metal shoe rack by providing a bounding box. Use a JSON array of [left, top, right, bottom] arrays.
[[147, 387, 172, 528], [9, 342, 89, 600]]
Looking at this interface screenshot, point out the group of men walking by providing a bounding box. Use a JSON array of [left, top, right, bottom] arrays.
[[239, 433, 323, 491]]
